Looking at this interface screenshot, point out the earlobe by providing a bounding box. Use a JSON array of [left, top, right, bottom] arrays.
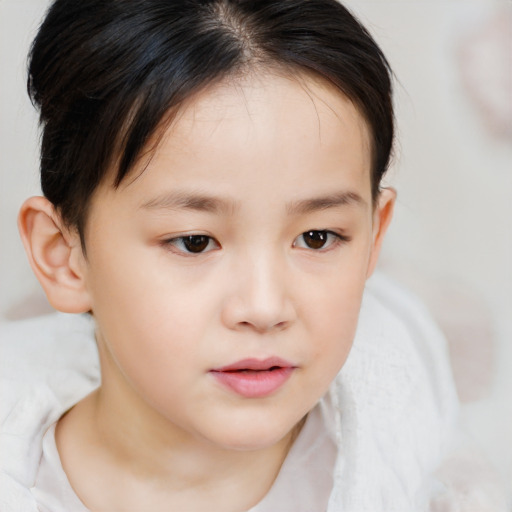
[[18, 196, 92, 314], [366, 187, 396, 278]]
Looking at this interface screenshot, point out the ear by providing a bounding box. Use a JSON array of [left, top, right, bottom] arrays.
[[18, 196, 92, 313], [366, 187, 396, 278]]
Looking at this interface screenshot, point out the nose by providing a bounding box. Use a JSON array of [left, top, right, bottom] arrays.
[[221, 250, 296, 334]]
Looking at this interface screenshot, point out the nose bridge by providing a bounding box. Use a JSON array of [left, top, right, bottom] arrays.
[[246, 246, 283, 303], [224, 244, 294, 332]]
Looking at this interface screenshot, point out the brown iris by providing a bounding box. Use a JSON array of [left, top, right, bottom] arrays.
[[302, 230, 329, 249], [183, 235, 210, 253]]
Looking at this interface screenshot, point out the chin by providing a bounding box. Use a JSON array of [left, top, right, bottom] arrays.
[[204, 417, 299, 452]]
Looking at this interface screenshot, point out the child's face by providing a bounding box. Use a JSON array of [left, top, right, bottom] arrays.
[[80, 72, 390, 450]]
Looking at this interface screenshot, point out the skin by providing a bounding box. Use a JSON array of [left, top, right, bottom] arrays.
[[19, 71, 395, 511]]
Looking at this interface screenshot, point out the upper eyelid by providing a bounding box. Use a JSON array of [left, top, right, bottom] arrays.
[[159, 229, 350, 249], [299, 229, 350, 240], [161, 232, 217, 242], [161, 234, 220, 254], [159, 230, 350, 240], [293, 230, 351, 250]]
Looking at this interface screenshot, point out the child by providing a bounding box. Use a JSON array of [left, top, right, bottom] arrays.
[[0, 0, 500, 510]]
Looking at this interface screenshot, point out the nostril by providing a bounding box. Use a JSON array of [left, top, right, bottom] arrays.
[[235, 319, 288, 333]]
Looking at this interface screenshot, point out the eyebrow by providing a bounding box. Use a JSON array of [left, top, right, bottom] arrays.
[[140, 191, 239, 215], [285, 191, 366, 215], [140, 190, 366, 215]]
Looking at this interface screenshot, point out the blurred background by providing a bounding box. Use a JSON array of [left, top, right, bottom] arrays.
[[1, 0, 510, 500]]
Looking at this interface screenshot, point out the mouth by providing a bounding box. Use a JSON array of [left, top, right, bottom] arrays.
[[210, 358, 296, 398]]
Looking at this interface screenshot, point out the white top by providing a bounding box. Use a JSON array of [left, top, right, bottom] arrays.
[[32, 424, 88, 512], [1, 273, 507, 511], [32, 397, 337, 512]]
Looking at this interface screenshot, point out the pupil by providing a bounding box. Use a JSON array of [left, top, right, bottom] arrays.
[[305, 231, 327, 249], [184, 236, 209, 253]]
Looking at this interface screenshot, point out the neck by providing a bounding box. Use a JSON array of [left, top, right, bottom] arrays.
[[55, 342, 302, 512], [94, 382, 296, 491]]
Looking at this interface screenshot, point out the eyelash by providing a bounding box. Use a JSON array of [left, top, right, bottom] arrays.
[[161, 230, 351, 256], [161, 235, 220, 255], [293, 230, 351, 251]]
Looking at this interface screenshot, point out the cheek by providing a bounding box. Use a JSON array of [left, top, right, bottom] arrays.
[[88, 235, 217, 323], [303, 247, 368, 326], [312, 296, 360, 370], [86, 246, 218, 382], [301, 256, 368, 378]]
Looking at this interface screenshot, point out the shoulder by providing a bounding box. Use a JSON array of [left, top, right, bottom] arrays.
[[362, 272, 458, 422], [0, 313, 99, 412], [1, 311, 98, 368], [328, 272, 460, 510], [0, 313, 99, 511], [329, 273, 509, 511], [346, 272, 458, 428], [0, 312, 100, 431]]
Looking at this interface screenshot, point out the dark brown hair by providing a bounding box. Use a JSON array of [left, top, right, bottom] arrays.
[[28, 0, 394, 246]]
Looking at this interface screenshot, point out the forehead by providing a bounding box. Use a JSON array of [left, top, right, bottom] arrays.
[[159, 71, 370, 172], [101, 71, 372, 211]]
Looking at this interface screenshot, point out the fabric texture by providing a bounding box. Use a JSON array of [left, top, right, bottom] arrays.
[[0, 273, 505, 511], [31, 395, 337, 512], [31, 424, 89, 512]]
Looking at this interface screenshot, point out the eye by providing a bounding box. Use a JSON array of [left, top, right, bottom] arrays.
[[293, 230, 349, 250], [163, 235, 219, 254]]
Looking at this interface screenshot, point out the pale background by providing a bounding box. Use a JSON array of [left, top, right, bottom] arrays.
[[1, 0, 511, 499]]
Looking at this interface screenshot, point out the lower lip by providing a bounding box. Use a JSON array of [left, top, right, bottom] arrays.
[[210, 367, 294, 398]]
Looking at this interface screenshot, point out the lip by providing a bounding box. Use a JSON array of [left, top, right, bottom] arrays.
[[210, 357, 296, 398]]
